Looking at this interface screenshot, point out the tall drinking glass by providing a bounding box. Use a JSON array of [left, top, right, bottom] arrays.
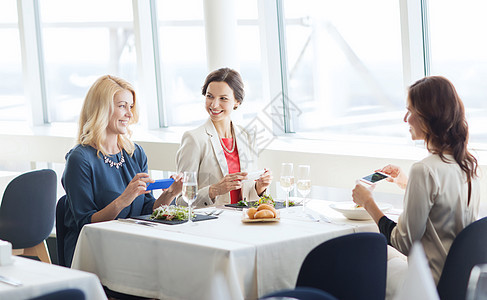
[[280, 163, 294, 209], [182, 171, 198, 225], [297, 165, 311, 213]]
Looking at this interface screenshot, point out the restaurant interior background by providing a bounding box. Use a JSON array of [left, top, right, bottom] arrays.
[[1, 0, 487, 233]]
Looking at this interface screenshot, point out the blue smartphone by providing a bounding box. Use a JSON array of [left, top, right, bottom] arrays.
[[146, 178, 175, 190]]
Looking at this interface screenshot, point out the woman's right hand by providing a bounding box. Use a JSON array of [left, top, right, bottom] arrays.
[[209, 172, 248, 199], [119, 173, 152, 207], [377, 164, 408, 190]]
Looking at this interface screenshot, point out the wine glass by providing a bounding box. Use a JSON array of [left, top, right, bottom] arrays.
[[280, 163, 294, 209], [182, 171, 198, 225], [297, 165, 311, 213]]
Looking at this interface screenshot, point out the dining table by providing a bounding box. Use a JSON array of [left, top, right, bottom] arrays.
[[0, 255, 107, 299], [71, 199, 395, 300]]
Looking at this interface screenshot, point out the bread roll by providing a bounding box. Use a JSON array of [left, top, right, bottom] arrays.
[[257, 204, 277, 218], [247, 207, 257, 219], [254, 209, 274, 219]]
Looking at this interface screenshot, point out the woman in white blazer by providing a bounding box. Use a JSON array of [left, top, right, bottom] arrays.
[[176, 68, 272, 208]]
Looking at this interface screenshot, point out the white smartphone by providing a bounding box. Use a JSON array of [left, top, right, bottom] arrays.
[[360, 171, 389, 185], [243, 169, 265, 182]]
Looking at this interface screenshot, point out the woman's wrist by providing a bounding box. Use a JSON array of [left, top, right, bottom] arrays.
[[209, 185, 217, 200], [255, 182, 265, 196]]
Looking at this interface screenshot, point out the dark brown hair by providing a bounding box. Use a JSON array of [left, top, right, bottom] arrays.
[[408, 76, 478, 203], [201, 68, 245, 104]]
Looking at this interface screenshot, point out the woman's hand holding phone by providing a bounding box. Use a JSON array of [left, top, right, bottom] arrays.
[[376, 164, 408, 190]]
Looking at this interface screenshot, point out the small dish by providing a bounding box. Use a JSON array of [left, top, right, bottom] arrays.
[[329, 202, 393, 220], [241, 209, 280, 223]]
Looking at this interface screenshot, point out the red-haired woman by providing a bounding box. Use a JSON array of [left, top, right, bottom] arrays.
[[352, 76, 479, 285]]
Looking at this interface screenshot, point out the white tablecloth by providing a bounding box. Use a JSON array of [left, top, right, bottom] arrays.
[[0, 256, 107, 300], [72, 200, 379, 300]]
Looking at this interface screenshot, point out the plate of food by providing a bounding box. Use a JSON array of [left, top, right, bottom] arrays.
[[241, 204, 280, 223], [226, 194, 300, 209], [132, 205, 217, 225], [329, 202, 393, 220]]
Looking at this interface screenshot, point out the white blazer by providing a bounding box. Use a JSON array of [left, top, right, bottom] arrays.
[[175, 118, 260, 208]]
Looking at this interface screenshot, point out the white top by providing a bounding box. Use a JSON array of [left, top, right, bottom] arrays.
[[391, 154, 480, 284], [175, 119, 259, 208]]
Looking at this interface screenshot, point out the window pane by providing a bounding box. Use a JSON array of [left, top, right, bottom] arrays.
[[0, 1, 28, 122], [282, 0, 405, 141], [156, 0, 207, 127], [236, 0, 264, 125], [157, 0, 263, 127], [39, 0, 136, 123], [429, 0, 487, 147]]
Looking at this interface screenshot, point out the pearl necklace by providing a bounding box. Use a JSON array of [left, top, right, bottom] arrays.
[[103, 150, 125, 169], [220, 124, 236, 154]]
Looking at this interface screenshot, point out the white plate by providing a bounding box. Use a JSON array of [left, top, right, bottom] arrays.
[[329, 202, 393, 220]]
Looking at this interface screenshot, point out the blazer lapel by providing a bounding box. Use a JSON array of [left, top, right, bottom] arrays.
[[205, 119, 228, 176]]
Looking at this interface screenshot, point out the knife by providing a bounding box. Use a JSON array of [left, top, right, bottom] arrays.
[[0, 275, 22, 287], [117, 219, 156, 227]]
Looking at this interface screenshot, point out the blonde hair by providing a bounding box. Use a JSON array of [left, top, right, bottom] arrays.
[[77, 75, 139, 157]]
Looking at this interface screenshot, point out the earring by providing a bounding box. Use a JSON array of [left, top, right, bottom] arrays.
[[233, 106, 238, 110]]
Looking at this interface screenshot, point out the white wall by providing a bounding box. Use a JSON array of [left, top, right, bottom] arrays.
[[1, 129, 486, 207]]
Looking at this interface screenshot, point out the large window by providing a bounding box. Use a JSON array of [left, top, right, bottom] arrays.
[[157, 0, 263, 128], [39, 0, 136, 123], [156, 0, 208, 127], [429, 0, 487, 147], [281, 0, 407, 142], [4, 0, 487, 149], [0, 1, 27, 122]]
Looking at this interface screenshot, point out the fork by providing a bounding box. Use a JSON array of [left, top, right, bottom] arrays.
[[213, 209, 224, 216], [205, 210, 216, 216]]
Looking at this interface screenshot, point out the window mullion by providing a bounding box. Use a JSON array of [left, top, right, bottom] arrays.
[[17, 0, 48, 125]]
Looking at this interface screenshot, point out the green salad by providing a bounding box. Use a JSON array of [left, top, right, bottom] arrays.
[[150, 205, 194, 221], [252, 194, 276, 207], [237, 199, 248, 206]]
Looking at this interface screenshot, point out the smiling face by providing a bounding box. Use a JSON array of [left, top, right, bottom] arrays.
[[404, 100, 425, 141], [107, 89, 134, 137], [205, 81, 239, 124]]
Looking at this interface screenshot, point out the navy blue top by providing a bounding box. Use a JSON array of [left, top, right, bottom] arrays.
[[61, 144, 155, 267]]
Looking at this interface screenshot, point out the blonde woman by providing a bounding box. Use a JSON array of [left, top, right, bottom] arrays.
[[62, 75, 182, 267]]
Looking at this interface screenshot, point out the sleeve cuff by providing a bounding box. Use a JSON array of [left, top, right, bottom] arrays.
[[378, 215, 397, 246]]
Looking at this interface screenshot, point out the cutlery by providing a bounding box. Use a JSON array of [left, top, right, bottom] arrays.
[[0, 275, 22, 287], [213, 209, 224, 216], [205, 210, 216, 216], [305, 213, 320, 222], [117, 219, 157, 227]]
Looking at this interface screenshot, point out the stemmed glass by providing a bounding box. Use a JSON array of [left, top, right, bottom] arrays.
[[182, 171, 198, 225], [280, 163, 295, 210], [297, 165, 311, 213]]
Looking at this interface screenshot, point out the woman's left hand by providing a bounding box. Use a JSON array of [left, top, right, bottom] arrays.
[[255, 169, 273, 196], [352, 183, 374, 208], [166, 173, 183, 196]]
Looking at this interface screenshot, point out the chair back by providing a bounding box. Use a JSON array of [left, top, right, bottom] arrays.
[[0, 169, 57, 249], [56, 195, 67, 267], [296, 232, 387, 300], [437, 217, 487, 300], [260, 287, 338, 300], [466, 264, 487, 300], [29, 288, 85, 300]]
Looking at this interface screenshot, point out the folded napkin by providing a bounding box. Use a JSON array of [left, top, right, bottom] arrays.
[[0, 240, 12, 266], [394, 243, 439, 300]]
